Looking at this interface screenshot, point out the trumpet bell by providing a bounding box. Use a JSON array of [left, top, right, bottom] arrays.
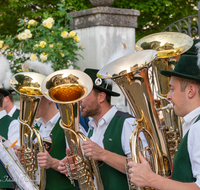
[[136, 32, 193, 58]]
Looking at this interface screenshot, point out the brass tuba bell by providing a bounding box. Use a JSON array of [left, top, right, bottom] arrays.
[[41, 69, 104, 190], [10, 72, 46, 190]]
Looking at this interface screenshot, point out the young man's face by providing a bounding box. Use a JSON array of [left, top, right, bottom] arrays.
[[167, 76, 188, 117], [36, 96, 50, 119]]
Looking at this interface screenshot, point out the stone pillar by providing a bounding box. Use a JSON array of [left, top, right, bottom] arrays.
[[68, 4, 140, 111]]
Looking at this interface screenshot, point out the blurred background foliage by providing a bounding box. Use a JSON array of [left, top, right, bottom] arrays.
[[0, 0, 199, 42]]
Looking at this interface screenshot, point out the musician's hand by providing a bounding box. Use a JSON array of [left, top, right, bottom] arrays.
[[58, 156, 69, 177], [128, 152, 154, 187], [13, 145, 20, 156], [37, 149, 53, 169], [82, 139, 104, 160]]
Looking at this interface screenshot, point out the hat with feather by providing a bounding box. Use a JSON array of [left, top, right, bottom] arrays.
[[84, 68, 120, 97]]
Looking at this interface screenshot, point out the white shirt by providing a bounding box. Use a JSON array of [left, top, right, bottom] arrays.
[[0, 110, 20, 146], [8, 105, 18, 118], [89, 106, 146, 157], [34, 111, 88, 184], [35, 112, 88, 147], [182, 106, 200, 187]]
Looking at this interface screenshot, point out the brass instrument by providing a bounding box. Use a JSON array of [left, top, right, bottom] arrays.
[[97, 50, 164, 190], [10, 72, 46, 190], [136, 32, 193, 161], [97, 31, 193, 189], [41, 69, 104, 190]]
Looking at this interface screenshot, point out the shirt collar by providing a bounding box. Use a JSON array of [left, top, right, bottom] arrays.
[[37, 112, 60, 127], [8, 105, 17, 117], [0, 110, 7, 119], [182, 107, 200, 137], [182, 107, 200, 125], [88, 106, 118, 129]]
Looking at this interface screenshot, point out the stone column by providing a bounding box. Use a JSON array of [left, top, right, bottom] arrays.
[[68, 3, 140, 111]]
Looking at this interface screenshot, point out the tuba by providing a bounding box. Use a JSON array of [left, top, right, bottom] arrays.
[[10, 72, 46, 190], [97, 31, 193, 190], [41, 69, 104, 190], [135, 32, 193, 161]]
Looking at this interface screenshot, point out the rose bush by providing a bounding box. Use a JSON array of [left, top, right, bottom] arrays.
[[0, 3, 83, 74]]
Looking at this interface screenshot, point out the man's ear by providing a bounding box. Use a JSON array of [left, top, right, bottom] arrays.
[[188, 84, 197, 99], [98, 91, 106, 103], [3, 96, 8, 103]]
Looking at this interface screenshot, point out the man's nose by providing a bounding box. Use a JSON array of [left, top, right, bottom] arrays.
[[167, 91, 171, 101]]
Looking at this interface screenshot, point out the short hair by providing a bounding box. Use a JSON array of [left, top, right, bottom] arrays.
[[0, 93, 4, 107], [179, 77, 200, 96], [93, 88, 111, 104], [8, 93, 14, 102]]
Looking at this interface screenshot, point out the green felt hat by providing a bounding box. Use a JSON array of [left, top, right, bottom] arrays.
[[160, 55, 200, 81], [0, 88, 10, 97], [182, 39, 200, 55], [84, 68, 120, 97]]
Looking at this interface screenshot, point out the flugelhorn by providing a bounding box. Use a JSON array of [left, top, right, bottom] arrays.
[[10, 72, 46, 190], [41, 69, 104, 190]]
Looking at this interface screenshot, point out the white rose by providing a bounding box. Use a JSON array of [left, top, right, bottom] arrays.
[[40, 54, 48, 62], [20, 32, 28, 40], [39, 41, 46, 48], [17, 34, 22, 40], [46, 21, 53, 29], [28, 19, 36, 25], [43, 18, 54, 29], [61, 31, 69, 38], [47, 17, 54, 24], [30, 54, 38, 61], [26, 33, 32, 39], [42, 19, 48, 27], [24, 29, 31, 34]]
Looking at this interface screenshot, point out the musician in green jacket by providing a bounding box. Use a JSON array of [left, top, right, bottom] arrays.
[[128, 49, 200, 189], [0, 88, 20, 190], [2, 89, 20, 119], [35, 96, 79, 190], [58, 68, 147, 190]]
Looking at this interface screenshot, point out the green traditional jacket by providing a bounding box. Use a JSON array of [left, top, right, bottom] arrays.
[[171, 115, 200, 182], [88, 111, 133, 190], [11, 109, 20, 120], [35, 118, 78, 190], [0, 115, 16, 189]]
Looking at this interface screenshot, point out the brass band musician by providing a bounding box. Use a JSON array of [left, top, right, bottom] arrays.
[[128, 41, 200, 189], [58, 68, 147, 190], [33, 96, 79, 190], [0, 88, 20, 190], [2, 89, 20, 120]]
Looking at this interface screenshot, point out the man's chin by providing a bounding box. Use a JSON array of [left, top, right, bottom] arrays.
[[80, 112, 87, 118]]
